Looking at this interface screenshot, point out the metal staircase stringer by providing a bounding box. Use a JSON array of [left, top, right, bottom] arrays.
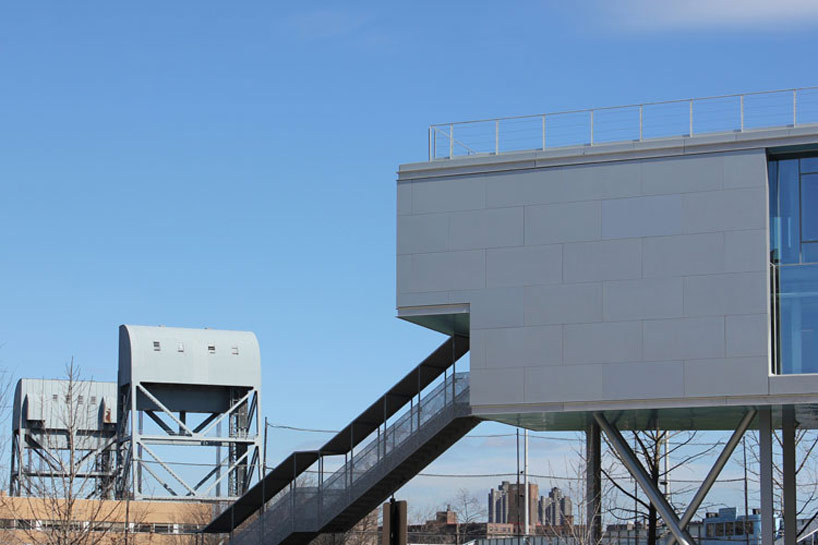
[[324, 413, 480, 533]]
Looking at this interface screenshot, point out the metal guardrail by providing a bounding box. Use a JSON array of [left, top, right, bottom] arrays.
[[429, 86, 818, 160], [229, 372, 470, 545]]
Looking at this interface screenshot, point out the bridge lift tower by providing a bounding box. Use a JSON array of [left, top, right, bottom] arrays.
[[10, 378, 118, 498], [116, 325, 262, 501]]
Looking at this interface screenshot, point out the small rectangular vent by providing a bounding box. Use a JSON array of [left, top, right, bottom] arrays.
[[177, 342, 185, 353], [208, 345, 216, 353], [231, 345, 239, 355], [90, 396, 97, 405], [153, 341, 161, 352]]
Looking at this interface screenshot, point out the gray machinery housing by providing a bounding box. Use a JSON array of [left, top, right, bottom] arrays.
[[116, 324, 262, 501], [10, 378, 118, 498]]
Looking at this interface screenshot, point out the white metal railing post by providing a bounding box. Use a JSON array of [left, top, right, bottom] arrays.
[[430, 86, 816, 161], [740, 95, 745, 131], [639, 105, 643, 141], [689, 99, 694, 136]]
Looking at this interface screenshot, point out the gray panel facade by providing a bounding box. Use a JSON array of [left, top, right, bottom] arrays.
[[397, 128, 818, 423]]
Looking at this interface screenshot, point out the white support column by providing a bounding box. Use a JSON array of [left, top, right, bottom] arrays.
[[524, 430, 529, 536]]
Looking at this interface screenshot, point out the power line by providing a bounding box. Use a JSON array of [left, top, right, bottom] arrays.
[[267, 423, 340, 434]]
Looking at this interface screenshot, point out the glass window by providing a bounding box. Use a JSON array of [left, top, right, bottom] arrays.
[[803, 174, 818, 243], [802, 157, 818, 173], [771, 153, 818, 375], [778, 264, 818, 374], [802, 243, 818, 263], [775, 159, 800, 264]]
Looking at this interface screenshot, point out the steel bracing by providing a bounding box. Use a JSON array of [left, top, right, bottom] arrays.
[[115, 382, 262, 501], [10, 427, 118, 499], [9, 379, 118, 500], [593, 410, 758, 545]]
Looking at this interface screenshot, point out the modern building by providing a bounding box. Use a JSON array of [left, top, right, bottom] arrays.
[[209, 88, 818, 545], [397, 87, 818, 545], [701, 508, 762, 545]]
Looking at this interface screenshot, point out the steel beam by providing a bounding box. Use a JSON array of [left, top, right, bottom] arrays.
[[136, 384, 193, 436], [198, 389, 253, 438], [139, 442, 197, 495], [594, 412, 696, 545], [667, 409, 756, 545], [202, 450, 250, 496]]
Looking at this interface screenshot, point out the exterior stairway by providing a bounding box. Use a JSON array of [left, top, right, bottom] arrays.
[[204, 335, 478, 545]]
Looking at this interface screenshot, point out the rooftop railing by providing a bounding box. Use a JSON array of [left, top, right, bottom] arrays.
[[428, 86, 818, 160]]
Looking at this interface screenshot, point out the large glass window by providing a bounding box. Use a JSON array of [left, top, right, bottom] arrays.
[[771, 154, 818, 374]]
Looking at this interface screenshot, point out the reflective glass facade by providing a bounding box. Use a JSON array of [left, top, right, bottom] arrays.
[[770, 155, 818, 374]]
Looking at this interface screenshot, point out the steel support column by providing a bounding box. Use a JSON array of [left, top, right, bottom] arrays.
[[783, 405, 797, 545], [594, 412, 696, 545], [586, 419, 602, 545], [759, 406, 775, 545]]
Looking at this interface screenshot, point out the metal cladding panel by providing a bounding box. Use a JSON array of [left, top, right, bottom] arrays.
[[119, 324, 261, 389], [395, 128, 818, 416], [12, 378, 118, 431]]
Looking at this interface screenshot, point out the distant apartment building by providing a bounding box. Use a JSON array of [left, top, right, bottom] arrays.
[[408, 507, 515, 544], [540, 487, 573, 527], [487, 482, 573, 530]]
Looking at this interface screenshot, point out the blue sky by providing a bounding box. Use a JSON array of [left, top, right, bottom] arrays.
[[2, 0, 818, 517]]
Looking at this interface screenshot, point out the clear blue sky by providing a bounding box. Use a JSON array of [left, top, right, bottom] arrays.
[[1, 0, 817, 515]]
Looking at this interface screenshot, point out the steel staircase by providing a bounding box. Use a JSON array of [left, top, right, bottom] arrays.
[[204, 335, 478, 545]]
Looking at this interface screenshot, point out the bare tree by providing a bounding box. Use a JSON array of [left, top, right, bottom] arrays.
[[559, 438, 619, 545], [309, 509, 380, 545], [745, 427, 818, 519], [2, 359, 138, 545], [449, 488, 486, 545], [603, 430, 720, 545]]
